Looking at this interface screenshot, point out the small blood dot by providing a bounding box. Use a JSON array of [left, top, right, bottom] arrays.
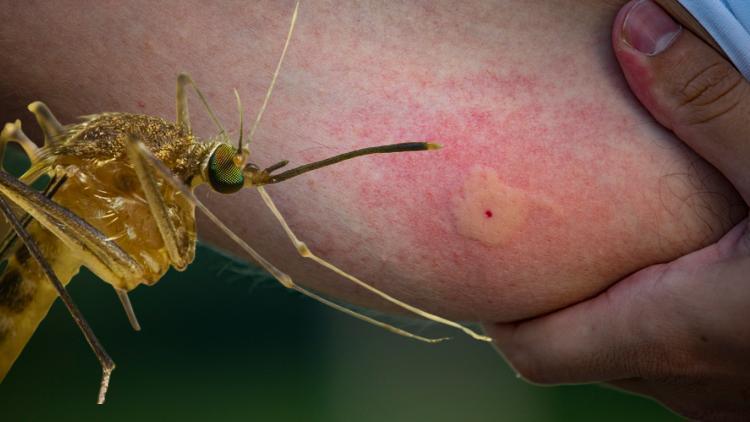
[[484, 210, 493, 218], [136, 100, 146, 108]]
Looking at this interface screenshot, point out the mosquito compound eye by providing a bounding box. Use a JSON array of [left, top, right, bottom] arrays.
[[208, 144, 244, 193]]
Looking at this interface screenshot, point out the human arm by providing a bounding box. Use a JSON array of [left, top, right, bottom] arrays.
[[0, 0, 743, 324]]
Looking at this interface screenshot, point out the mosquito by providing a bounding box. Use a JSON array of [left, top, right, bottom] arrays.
[[0, 1, 490, 404]]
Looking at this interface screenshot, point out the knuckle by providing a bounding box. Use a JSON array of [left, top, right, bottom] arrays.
[[674, 61, 747, 126]]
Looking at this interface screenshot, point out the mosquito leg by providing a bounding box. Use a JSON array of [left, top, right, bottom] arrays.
[[115, 288, 141, 332], [292, 284, 448, 343], [255, 186, 492, 342], [0, 173, 67, 265], [27, 101, 64, 147], [176, 73, 228, 139], [0, 170, 143, 285], [0, 193, 115, 404], [0, 120, 47, 258], [0, 120, 40, 166], [0, 122, 14, 171], [124, 135, 194, 269], [127, 139, 448, 343], [176, 1, 299, 148], [175, 74, 192, 132]]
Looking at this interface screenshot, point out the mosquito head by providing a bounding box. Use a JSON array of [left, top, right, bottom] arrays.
[[206, 143, 246, 193], [204, 141, 439, 193]]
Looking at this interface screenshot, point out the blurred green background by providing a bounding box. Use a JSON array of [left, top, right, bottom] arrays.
[[0, 245, 678, 421]]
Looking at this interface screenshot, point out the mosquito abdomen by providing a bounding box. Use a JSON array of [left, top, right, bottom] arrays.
[[0, 221, 83, 381]]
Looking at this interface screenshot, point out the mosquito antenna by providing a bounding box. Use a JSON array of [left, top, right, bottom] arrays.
[[246, 1, 299, 147], [233, 89, 247, 167]]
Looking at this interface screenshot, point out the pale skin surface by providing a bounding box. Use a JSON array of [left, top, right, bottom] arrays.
[[0, 0, 745, 327]]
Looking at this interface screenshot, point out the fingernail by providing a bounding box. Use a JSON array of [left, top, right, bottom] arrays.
[[622, 0, 682, 55]]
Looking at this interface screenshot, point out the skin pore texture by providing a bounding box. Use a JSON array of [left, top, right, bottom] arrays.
[[0, 0, 745, 326]]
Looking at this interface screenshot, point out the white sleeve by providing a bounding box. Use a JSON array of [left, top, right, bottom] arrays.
[[678, 0, 750, 80]]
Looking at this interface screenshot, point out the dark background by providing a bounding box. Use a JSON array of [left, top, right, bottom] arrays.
[[0, 244, 679, 421]]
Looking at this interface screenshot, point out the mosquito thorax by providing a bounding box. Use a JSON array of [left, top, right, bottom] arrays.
[[205, 143, 244, 193]]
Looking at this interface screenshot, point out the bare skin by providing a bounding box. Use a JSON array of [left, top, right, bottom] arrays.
[[491, 1, 750, 418], [0, 0, 744, 327]]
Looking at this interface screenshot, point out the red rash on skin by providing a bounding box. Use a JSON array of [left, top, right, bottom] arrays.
[[320, 72, 642, 317], [485, 210, 493, 218], [290, 25, 742, 319], [1, 0, 744, 323]]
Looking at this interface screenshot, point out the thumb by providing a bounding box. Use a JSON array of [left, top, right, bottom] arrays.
[[613, 0, 750, 203]]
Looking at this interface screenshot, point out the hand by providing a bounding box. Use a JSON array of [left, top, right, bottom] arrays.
[[485, 1, 750, 420]]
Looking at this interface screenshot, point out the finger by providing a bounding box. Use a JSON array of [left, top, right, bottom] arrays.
[[484, 265, 672, 385], [613, 0, 750, 203]]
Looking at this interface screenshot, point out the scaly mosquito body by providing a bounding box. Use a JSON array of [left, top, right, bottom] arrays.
[[0, 2, 490, 404], [0, 111, 202, 375]]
